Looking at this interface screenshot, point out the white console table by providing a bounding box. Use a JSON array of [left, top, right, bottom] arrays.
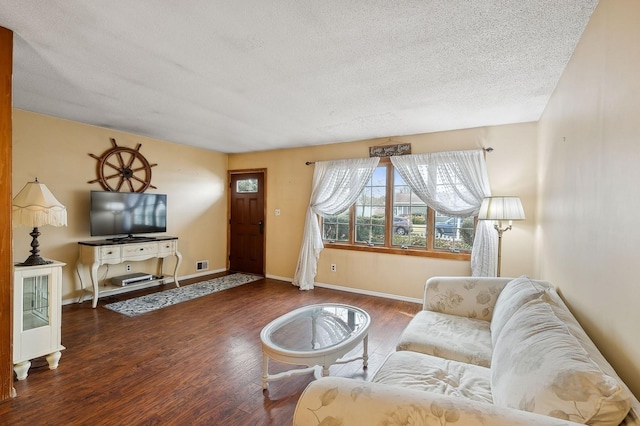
[[76, 237, 182, 308]]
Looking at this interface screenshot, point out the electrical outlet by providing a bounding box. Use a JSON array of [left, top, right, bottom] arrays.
[[196, 260, 209, 271], [330, 264, 336, 272], [126, 264, 131, 272]]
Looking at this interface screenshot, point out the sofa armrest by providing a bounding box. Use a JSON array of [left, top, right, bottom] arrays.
[[422, 276, 515, 321], [293, 377, 583, 426]]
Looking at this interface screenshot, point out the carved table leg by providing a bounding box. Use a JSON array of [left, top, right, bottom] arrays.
[[363, 334, 369, 369], [76, 260, 86, 303], [262, 353, 269, 389], [173, 250, 182, 287], [90, 262, 100, 308]]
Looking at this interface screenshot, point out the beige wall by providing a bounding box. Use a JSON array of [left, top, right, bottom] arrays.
[[12, 110, 229, 302], [538, 0, 640, 395], [12, 111, 538, 305], [229, 122, 538, 300]]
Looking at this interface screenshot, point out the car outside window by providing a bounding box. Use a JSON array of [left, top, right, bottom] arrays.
[[434, 215, 475, 252]]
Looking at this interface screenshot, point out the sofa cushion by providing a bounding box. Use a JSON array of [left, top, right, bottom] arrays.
[[423, 277, 507, 321], [372, 351, 493, 404], [397, 310, 493, 367], [491, 298, 631, 425], [294, 376, 585, 426], [490, 275, 549, 346], [541, 290, 640, 425]]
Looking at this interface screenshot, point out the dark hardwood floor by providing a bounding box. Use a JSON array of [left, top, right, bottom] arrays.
[[0, 274, 421, 425]]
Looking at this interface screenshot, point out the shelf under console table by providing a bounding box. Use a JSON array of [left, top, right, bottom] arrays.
[[76, 236, 182, 308]]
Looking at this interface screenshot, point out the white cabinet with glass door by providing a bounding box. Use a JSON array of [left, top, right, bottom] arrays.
[[13, 261, 65, 380]]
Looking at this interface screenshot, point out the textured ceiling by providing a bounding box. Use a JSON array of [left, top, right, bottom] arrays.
[[0, 1, 599, 153]]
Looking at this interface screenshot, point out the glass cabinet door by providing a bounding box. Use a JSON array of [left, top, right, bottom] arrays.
[[22, 275, 50, 331]]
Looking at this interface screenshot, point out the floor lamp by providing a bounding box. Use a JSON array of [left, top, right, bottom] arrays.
[[478, 196, 525, 277], [12, 178, 68, 266]]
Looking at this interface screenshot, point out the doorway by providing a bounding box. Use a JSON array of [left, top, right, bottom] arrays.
[[228, 170, 265, 275]]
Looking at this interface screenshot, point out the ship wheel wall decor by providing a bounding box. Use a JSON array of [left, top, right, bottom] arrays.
[[88, 138, 158, 192]]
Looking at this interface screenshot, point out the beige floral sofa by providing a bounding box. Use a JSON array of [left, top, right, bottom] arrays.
[[293, 276, 640, 425]]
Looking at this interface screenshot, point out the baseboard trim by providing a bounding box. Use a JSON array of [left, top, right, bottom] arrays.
[[65, 271, 421, 306], [314, 282, 422, 304], [179, 268, 227, 281], [265, 273, 294, 283], [64, 268, 228, 306], [265, 274, 421, 305]]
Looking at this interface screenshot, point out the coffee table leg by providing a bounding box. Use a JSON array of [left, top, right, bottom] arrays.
[[313, 365, 323, 380], [363, 334, 369, 369], [262, 353, 269, 389], [322, 365, 330, 377]]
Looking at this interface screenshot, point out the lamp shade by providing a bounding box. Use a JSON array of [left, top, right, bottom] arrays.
[[478, 196, 525, 221], [12, 180, 67, 228]]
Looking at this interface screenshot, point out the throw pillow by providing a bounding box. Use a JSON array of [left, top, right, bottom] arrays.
[[490, 275, 548, 346], [491, 299, 631, 425]]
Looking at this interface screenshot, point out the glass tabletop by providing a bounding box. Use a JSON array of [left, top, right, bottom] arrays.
[[266, 304, 369, 353]]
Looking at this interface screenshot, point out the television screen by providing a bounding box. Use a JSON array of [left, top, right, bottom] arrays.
[[90, 191, 167, 238]]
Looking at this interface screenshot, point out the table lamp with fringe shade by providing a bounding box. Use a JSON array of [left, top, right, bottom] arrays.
[[12, 178, 67, 266]]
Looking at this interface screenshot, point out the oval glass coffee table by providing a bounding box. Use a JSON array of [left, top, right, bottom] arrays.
[[260, 303, 370, 389]]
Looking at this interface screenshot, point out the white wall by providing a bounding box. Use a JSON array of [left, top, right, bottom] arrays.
[[537, 0, 640, 396]]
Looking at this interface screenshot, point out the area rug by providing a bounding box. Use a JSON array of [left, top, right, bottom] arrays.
[[104, 273, 261, 317]]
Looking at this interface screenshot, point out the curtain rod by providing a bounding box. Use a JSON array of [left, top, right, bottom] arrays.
[[305, 147, 493, 165]]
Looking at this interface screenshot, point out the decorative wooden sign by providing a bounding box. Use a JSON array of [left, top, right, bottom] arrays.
[[369, 143, 411, 158]]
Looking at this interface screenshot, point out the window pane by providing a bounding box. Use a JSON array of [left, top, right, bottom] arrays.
[[434, 164, 476, 212], [355, 166, 386, 245], [320, 162, 477, 255], [392, 170, 426, 247], [236, 178, 258, 193], [434, 213, 475, 252], [322, 213, 350, 242]]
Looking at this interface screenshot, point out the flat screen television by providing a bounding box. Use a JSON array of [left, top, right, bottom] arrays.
[[90, 191, 167, 239]]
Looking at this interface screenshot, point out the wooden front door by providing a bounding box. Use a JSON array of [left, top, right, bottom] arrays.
[[229, 171, 265, 275]]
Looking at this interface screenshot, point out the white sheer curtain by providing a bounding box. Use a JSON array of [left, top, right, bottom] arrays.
[[293, 157, 380, 290], [391, 149, 496, 276]]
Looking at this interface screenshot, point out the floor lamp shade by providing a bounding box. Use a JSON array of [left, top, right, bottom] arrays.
[[12, 179, 67, 265], [478, 196, 525, 277], [478, 196, 525, 222]]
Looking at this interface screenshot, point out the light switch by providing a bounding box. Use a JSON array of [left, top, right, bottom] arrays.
[[275, 209, 281, 216]]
